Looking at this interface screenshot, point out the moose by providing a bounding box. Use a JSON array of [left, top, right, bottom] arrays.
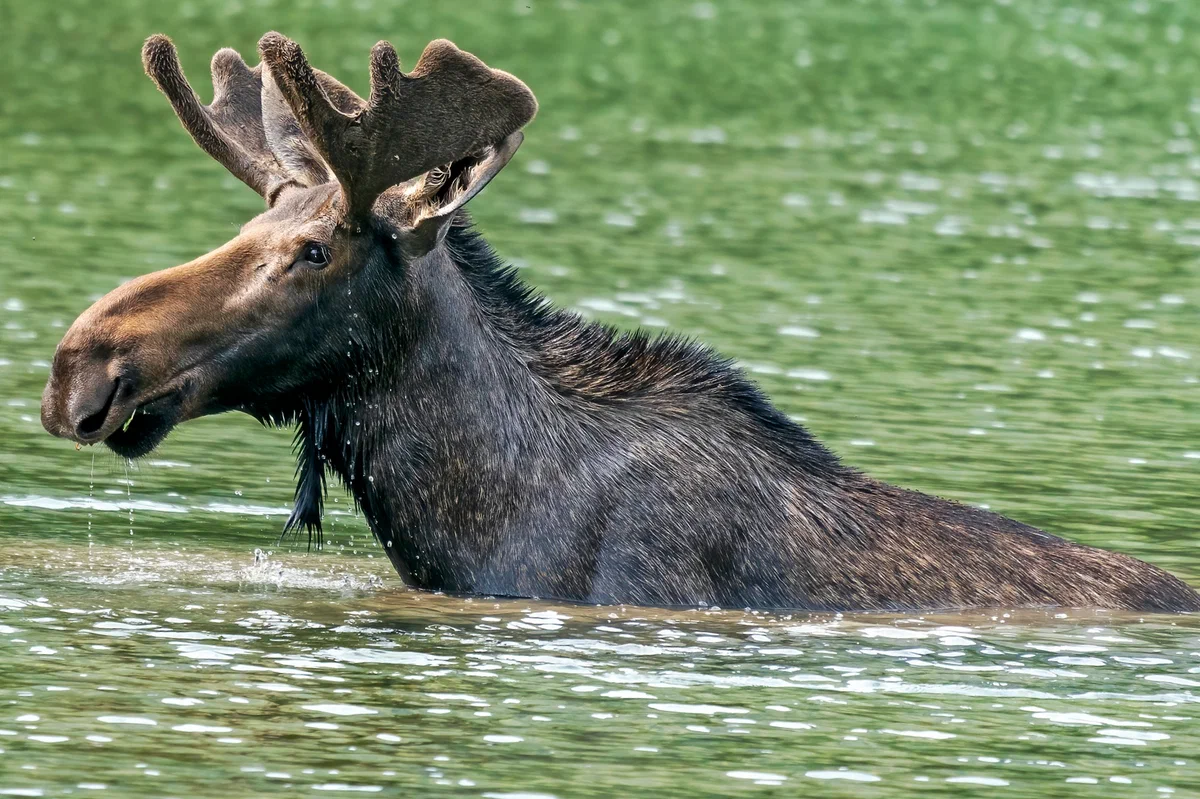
[[41, 33, 1199, 612]]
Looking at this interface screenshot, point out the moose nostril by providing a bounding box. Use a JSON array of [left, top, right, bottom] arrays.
[[74, 379, 121, 439]]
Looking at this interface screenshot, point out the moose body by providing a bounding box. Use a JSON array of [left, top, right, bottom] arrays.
[[41, 33, 1200, 612]]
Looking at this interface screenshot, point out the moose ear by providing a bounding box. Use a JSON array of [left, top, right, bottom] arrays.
[[396, 131, 525, 257]]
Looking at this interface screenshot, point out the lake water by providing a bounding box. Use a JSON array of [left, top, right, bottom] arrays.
[[2, 0, 1199, 796]]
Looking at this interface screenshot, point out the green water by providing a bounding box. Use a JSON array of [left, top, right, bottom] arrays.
[[2, 0, 1200, 795]]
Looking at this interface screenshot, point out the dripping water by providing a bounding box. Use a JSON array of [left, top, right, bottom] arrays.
[[87, 451, 95, 552], [123, 459, 134, 539]]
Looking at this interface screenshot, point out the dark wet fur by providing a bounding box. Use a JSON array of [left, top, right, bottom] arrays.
[[260, 219, 1200, 613]]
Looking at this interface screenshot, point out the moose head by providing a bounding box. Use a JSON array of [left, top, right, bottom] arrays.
[[41, 33, 536, 463]]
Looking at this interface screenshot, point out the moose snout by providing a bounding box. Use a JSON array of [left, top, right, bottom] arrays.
[[41, 261, 204, 446], [41, 346, 134, 444]]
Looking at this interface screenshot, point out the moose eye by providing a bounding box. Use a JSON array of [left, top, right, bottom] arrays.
[[296, 242, 330, 268]]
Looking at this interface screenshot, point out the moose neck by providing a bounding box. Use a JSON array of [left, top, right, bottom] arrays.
[[286, 223, 847, 593], [291, 224, 564, 588]]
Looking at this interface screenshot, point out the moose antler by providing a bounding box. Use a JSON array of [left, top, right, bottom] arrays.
[[257, 33, 537, 220], [142, 35, 292, 200]]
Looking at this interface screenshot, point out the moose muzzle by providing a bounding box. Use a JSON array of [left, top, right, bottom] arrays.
[[41, 345, 130, 445], [40, 259, 223, 458]]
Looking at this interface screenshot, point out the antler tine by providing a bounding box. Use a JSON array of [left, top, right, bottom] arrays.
[[142, 35, 282, 198], [259, 33, 537, 220], [257, 34, 362, 157]]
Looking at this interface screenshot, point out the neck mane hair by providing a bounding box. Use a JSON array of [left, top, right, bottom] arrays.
[[278, 218, 846, 569]]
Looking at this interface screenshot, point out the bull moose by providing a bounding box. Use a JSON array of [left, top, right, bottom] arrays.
[[40, 33, 1200, 612]]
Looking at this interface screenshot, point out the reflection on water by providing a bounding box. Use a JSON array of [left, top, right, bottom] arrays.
[[2, 0, 1200, 796]]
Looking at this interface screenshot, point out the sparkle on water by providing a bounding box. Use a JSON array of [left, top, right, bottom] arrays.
[[3, 0, 1200, 796]]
